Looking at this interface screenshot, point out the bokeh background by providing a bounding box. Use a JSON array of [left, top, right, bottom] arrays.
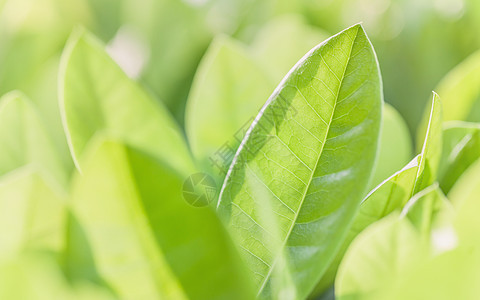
[[1, 0, 479, 138]]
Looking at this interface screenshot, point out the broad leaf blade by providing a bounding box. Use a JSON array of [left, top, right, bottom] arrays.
[[218, 24, 382, 298], [401, 184, 454, 242], [0, 167, 66, 257], [185, 36, 273, 176], [71, 139, 254, 300], [448, 157, 480, 210], [0, 92, 68, 187], [59, 28, 195, 175], [312, 155, 419, 296], [438, 121, 480, 193], [335, 214, 426, 300], [251, 14, 329, 83], [0, 252, 114, 300], [436, 49, 480, 122]]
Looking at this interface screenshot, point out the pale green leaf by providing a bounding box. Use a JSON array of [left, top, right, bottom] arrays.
[[448, 156, 480, 209], [0, 252, 115, 300], [438, 121, 480, 193], [185, 36, 273, 175], [218, 24, 382, 298], [414, 92, 442, 193], [59, 28, 195, 175], [436, 49, 480, 121], [251, 14, 329, 83], [381, 246, 480, 300], [401, 184, 454, 240], [335, 214, 425, 300], [0, 167, 66, 258], [450, 157, 480, 243], [312, 155, 419, 296], [369, 103, 412, 189], [336, 185, 456, 300], [71, 139, 254, 300], [0, 91, 68, 187], [121, 0, 212, 115], [313, 94, 440, 296]]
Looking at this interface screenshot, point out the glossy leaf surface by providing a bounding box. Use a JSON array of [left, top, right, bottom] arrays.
[[218, 24, 382, 298]]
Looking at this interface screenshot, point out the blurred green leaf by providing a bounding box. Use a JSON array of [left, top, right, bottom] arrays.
[[0, 91, 69, 186], [382, 246, 480, 300], [59, 28, 195, 175], [449, 157, 480, 217], [185, 36, 273, 177], [436, 49, 480, 122], [312, 155, 419, 297], [0, 167, 66, 258], [335, 214, 425, 300], [369, 103, 412, 189], [401, 184, 454, 239], [0, 252, 114, 300], [251, 14, 329, 83], [121, 0, 212, 118], [71, 139, 254, 300], [218, 24, 382, 299], [414, 92, 442, 193], [314, 96, 441, 297], [438, 121, 480, 193]]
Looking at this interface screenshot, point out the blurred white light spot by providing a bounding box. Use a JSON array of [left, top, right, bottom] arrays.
[[433, 0, 465, 20], [432, 226, 458, 254], [107, 26, 150, 79]]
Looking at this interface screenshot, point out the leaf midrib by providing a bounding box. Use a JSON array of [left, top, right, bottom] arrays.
[[256, 26, 360, 296]]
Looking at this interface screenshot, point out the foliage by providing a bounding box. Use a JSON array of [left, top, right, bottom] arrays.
[[2, 1, 480, 299]]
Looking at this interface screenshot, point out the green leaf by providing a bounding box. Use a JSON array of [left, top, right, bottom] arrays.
[[0, 167, 66, 258], [312, 155, 419, 296], [436, 49, 480, 122], [218, 24, 383, 298], [251, 14, 329, 83], [59, 28, 195, 175], [414, 92, 442, 193], [438, 121, 480, 193], [451, 158, 480, 249], [369, 104, 412, 189], [381, 246, 480, 300], [185, 36, 273, 177], [0, 252, 115, 300], [121, 0, 212, 117], [335, 214, 426, 300], [401, 184, 454, 240], [336, 185, 456, 300], [449, 157, 480, 227], [314, 95, 439, 296], [0, 91, 69, 187], [71, 139, 254, 300]]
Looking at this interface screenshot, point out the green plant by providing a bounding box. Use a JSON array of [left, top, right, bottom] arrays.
[[2, 14, 480, 300]]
